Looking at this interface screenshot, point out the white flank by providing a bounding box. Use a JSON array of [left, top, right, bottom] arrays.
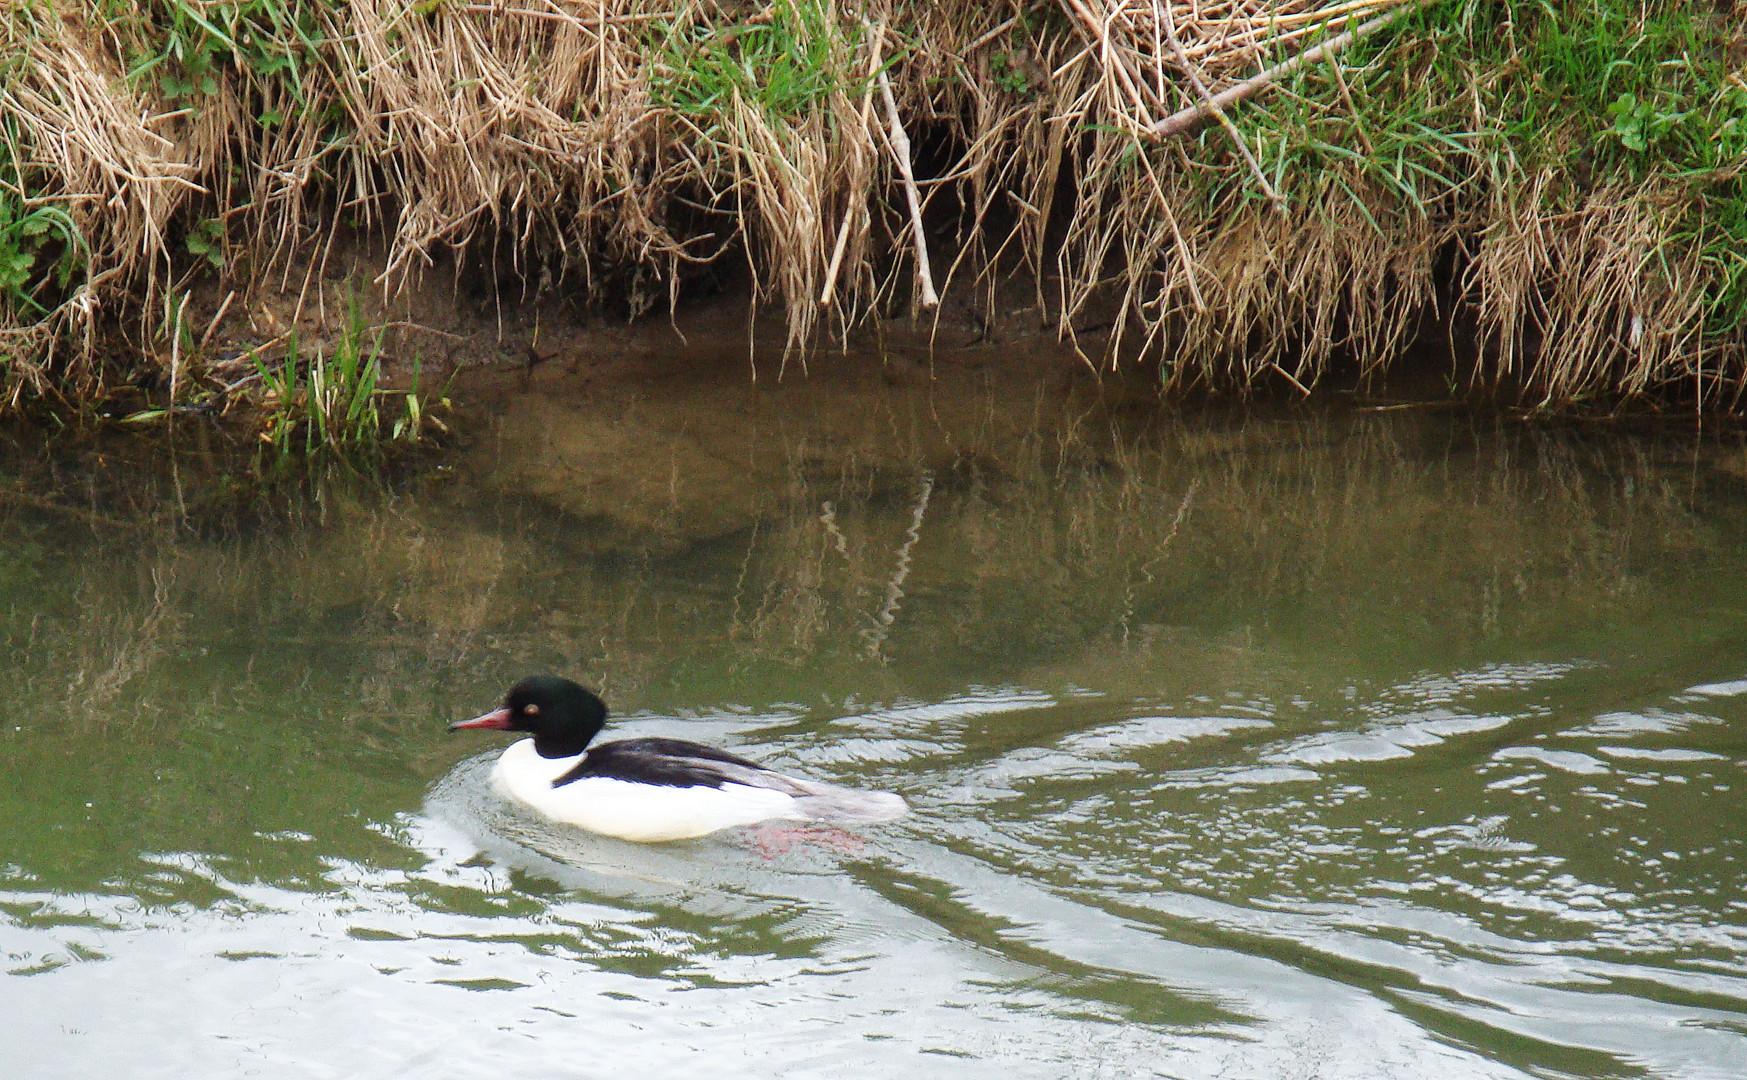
[[490, 739, 805, 842]]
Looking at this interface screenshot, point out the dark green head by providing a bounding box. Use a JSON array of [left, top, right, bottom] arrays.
[[449, 676, 609, 758]]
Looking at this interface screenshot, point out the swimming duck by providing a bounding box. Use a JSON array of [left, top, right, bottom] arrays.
[[449, 676, 908, 842]]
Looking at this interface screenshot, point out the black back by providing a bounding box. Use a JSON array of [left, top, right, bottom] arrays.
[[552, 737, 773, 790]]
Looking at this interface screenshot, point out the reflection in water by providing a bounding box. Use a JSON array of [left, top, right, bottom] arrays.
[[3, 385, 1747, 1079], [863, 470, 933, 662]]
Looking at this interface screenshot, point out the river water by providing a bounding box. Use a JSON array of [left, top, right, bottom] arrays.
[[3, 367, 1746, 1078]]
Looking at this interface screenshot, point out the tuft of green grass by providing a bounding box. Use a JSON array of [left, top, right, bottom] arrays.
[[109, 0, 333, 109], [649, 0, 867, 127], [252, 296, 440, 455], [306, 307, 383, 447]]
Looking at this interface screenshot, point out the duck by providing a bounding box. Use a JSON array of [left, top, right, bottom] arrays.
[[449, 675, 908, 843]]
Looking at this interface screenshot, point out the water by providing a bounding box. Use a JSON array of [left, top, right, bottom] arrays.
[[3, 372, 1747, 1079]]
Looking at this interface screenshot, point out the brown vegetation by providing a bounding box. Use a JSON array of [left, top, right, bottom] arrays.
[[2, 1, 1744, 409]]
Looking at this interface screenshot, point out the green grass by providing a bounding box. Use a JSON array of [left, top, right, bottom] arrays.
[[107, 0, 333, 112], [253, 295, 440, 455], [649, 0, 870, 128], [1186, 4, 1740, 191], [1205, 1, 1747, 327]]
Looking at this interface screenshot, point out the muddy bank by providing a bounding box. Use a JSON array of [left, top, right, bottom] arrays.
[[5, 1, 1745, 413]]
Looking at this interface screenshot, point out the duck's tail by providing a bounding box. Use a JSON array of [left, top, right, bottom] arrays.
[[711, 759, 909, 826], [785, 779, 909, 825]]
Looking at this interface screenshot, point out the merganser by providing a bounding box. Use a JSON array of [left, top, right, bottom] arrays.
[[449, 676, 908, 842]]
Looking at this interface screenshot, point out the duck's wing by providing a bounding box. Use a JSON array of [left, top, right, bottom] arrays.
[[555, 737, 908, 825], [551, 737, 811, 794]]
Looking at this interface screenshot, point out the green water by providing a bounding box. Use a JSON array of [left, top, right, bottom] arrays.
[[3, 375, 1746, 1079]]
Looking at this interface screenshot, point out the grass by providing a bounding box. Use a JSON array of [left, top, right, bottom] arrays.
[[2, 0, 1746, 411], [251, 295, 441, 454], [0, 120, 83, 322], [645, 0, 890, 350], [116, 289, 441, 454], [0, 115, 86, 405], [110, 0, 333, 106], [651, 1, 870, 126], [1039, 0, 1747, 399]]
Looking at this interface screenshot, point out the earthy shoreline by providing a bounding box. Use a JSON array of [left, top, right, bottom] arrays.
[[4, 1, 1745, 419]]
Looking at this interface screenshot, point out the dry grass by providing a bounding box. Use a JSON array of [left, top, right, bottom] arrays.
[[1469, 177, 1708, 405], [1, 0, 1743, 407]]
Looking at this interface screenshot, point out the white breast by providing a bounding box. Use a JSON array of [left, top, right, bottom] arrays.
[[488, 738, 805, 842]]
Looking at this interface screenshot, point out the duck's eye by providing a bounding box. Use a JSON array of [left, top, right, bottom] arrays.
[[523, 703, 540, 716]]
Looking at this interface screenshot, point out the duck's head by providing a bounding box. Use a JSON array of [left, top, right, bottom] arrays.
[[450, 675, 608, 758]]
